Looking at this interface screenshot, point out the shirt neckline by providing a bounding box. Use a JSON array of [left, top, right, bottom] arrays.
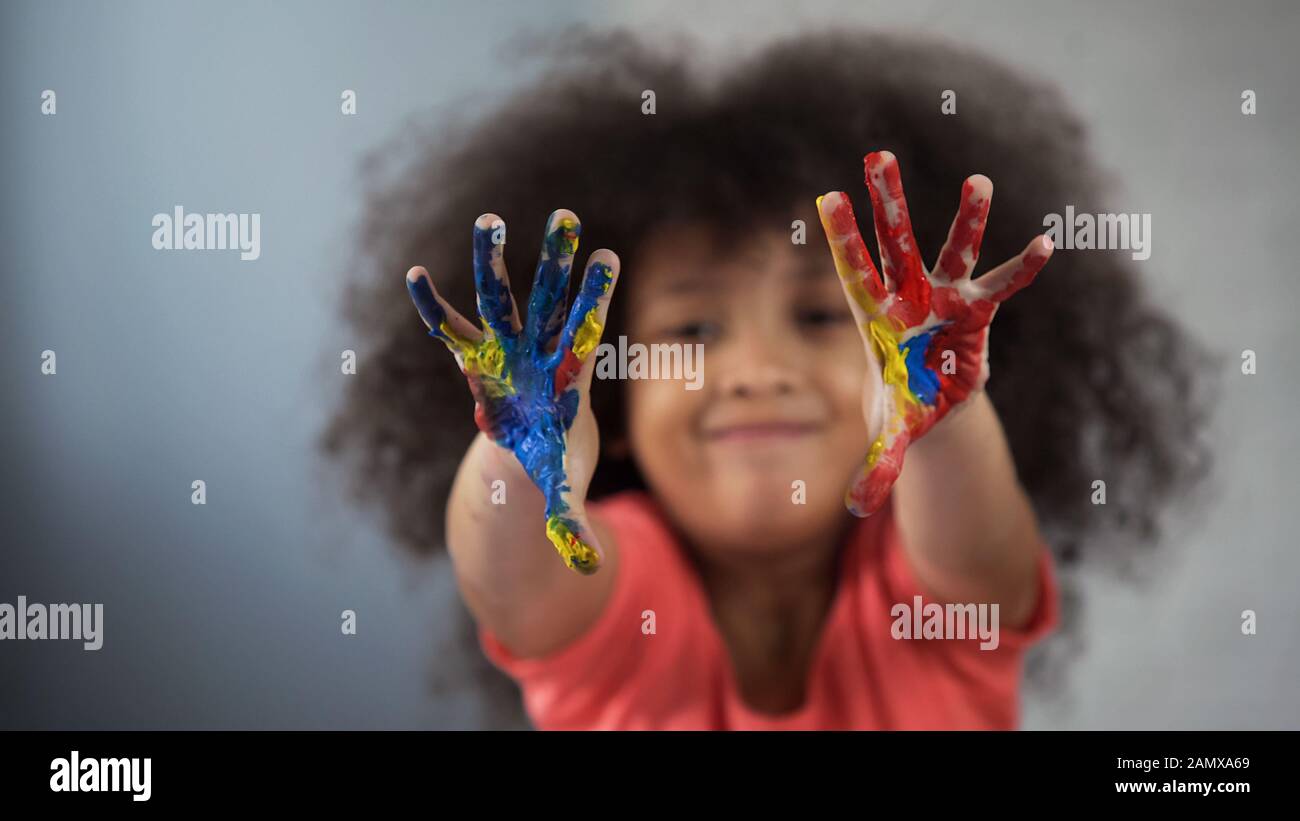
[[678, 513, 871, 727]]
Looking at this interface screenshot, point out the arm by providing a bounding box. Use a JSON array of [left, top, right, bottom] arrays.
[[407, 209, 620, 658], [446, 431, 619, 657], [891, 393, 1042, 628]]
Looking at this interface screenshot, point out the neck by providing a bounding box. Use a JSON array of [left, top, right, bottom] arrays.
[[684, 515, 856, 714], [689, 514, 853, 625]]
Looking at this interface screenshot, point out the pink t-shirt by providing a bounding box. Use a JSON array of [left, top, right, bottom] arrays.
[[479, 490, 1059, 730]]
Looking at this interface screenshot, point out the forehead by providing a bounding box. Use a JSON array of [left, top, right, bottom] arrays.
[[627, 221, 832, 300]]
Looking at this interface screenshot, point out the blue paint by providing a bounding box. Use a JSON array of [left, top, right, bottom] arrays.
[[524, 211, 580, 356], [411, 214, 604, 567], [900, 329, 941, 406], [472, 224, 518, 341], [406, 275, 450, 343]]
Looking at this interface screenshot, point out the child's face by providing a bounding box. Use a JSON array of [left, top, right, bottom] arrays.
[[625, 223, 874, 555]]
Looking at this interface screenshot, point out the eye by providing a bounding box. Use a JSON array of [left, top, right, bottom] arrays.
[[661, 319, 720, 342], [796, 305, 852, 328]]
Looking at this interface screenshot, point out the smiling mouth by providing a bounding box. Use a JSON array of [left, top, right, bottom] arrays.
[[704, 422, 821, 443]]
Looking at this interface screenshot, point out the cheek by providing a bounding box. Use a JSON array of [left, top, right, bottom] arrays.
[[814, 332, 874, 441], [820, 328, 871, 396], [626, 379, 698, 469], [841, 369, 874, 440]]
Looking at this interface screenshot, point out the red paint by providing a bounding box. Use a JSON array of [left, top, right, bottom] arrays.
[[826, 194, 861, 236], [924, 325, 987, 423], [553, 348, 583, 398], [865, 152, 927, 305], [847, 433, 909, 514], [932, 286, 995, 332], [822, 153, 1052, 517], [886, 297, 930, 328], [983, 247, 1049, 303], [826, 195, 888, 303], [936, 180, 990, 281], [463, 374, 496, 437], [473, 402, 492, 436]]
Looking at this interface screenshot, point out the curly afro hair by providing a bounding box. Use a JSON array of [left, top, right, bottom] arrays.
[[321, 27, 1213, 725]]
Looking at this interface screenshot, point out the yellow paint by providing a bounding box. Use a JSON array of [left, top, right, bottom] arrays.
[[556, 217, 580, 257], [440, 323, 515, 398], [864, 434, 886, 469], [816, 193, 926, 495], [546, 515, 600, 574], [571, 308, 604, 360], [817, 196, 884, 318], [867, 318, 916, 409]]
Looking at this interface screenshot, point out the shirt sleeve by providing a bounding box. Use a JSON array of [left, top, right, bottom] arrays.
[[871, 505, 1060, 725], [476, 493, 673, 729], [880, 527, 1060, 652], [854, 506, 1060, 729]]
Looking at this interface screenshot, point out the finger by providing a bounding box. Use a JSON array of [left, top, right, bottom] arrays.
[[525, 209, 581, 355], [845, 414, 912, 518], [816, 191, 888, 327], [472, 213, 522, 339], [933, 175, 993, 282], [406, 266, 482, 366], [530, 416, 605, 573], [970, 235, 1054, 303], [864, 151, 926, 298], [545, 503, 604, 575], [847, 413, 909, 517], [552, 250, 620, 400]]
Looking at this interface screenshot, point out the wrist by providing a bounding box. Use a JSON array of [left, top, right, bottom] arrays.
[[472, 431, 530, 488], [913, 391, 990, 451]]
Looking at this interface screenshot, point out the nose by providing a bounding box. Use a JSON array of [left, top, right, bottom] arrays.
[[713, 326, 803, 399]]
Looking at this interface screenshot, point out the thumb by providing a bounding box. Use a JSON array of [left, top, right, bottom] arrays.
[[545, 500, 606, 575]]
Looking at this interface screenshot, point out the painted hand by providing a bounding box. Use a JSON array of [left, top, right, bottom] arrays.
[[406, 210, 620, 573], [816, 151, 1053, 516]]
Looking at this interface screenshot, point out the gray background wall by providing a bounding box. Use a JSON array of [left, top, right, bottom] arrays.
[[1, 0, 1296, 729]]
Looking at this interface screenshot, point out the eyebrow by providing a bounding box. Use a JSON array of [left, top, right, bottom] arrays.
[[652, 252, 836, 295], [660, 274, 717, 295], [788, 253, 837, 283]]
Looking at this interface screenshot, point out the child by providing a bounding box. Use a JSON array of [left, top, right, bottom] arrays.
[[324, 28, 1209, 729]]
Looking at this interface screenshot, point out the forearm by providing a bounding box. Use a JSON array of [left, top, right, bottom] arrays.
[[446, 432, 611, 653], [891, 392, 1043, 625]]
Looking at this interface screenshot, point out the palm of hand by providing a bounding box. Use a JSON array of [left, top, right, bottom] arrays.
[[406, 211, 617, 573], [817, 151, 1053, 516]]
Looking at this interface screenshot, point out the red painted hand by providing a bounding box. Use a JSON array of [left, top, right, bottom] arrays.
[[817, 151, 1053, 516]]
